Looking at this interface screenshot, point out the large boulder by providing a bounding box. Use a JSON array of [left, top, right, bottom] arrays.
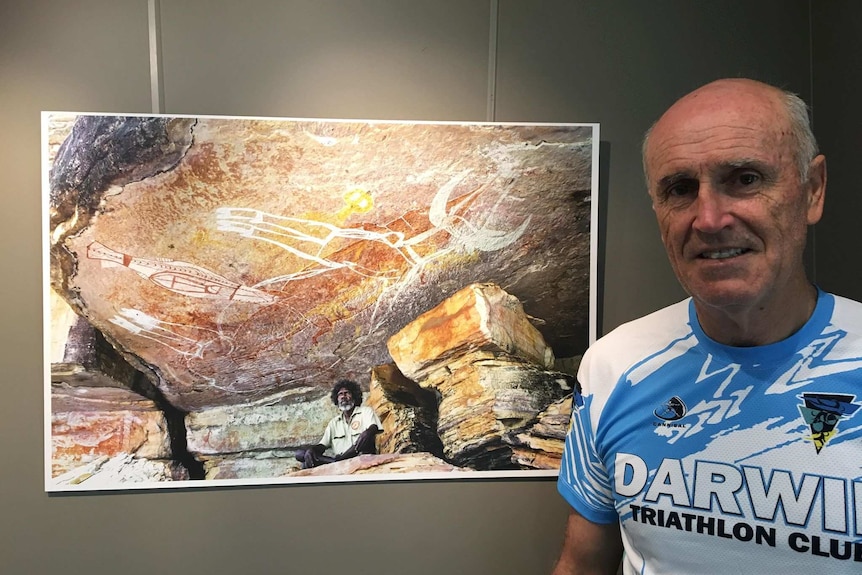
[[386, 283, 574, 470]]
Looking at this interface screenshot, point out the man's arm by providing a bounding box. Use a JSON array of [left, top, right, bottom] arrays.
[[318, 417, 334, 451], [551, 510, 623, 575]]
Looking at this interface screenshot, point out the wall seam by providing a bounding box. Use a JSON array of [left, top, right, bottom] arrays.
[[486, 0, 499, 122], [148, 0, 165, 114], [808, 0, 817, 284]]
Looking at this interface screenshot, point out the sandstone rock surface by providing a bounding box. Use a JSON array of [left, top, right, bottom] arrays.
[[45, 113, 591, 486], [51, 384, 172, 477], [387, 283, 555, 380], [289, 452, 462, 478], [49, 114, 592, 412], [384, 283, 574, 470], [52, 454, 187, 487]]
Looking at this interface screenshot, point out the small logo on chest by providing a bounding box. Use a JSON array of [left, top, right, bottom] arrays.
[[797, 392, 860, 453], [654, 396, 687, 421]]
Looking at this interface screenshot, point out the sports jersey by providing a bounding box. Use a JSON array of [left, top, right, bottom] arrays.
[[558, 290, 862, 574]]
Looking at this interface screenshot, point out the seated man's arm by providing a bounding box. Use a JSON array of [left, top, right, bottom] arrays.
[[551, 510, 622, 575], [370, 407, 383, 431]]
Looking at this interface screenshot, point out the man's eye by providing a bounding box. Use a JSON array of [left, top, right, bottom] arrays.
[[738, 172, 760, 186], [666, 181, 697, 198]]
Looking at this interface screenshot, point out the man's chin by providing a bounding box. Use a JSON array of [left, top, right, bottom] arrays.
[[684, 277, 765, 310], [690, 286, 761, 312]]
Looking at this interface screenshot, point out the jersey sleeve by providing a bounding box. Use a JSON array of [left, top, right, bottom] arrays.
[[557, 389, 618, 524]]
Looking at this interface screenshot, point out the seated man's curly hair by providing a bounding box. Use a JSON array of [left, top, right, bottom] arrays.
[[330, 379, 363, 406]]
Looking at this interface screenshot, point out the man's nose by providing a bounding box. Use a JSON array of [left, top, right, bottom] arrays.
[[691, 186, 733, 233]]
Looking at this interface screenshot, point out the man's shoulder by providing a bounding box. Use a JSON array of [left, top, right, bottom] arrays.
[[591, 299, 691, 356], [578, 299, 692, 390], [831, 292, 862, 328]]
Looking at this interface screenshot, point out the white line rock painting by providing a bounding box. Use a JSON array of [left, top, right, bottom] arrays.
[[215, 170, 531, 290], [108, 307, 239, 390], [215, 207, 414, 285], [426, 170, 531, 252], [87, 241, 277, 304], [108, 308, 235, 361]]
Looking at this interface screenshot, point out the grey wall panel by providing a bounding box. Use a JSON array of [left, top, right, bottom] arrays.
[[159, 0, 491, 120], [812, 1, 862, 302], [495, 0, 813, 334], [0, 0, 151, 573], [3, 0, 844, 574], [0, 2, 566, 575], [5, 480, 566, 574]]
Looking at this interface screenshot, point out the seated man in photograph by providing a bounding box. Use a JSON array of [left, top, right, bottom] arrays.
[[296, 379, 383, 469]]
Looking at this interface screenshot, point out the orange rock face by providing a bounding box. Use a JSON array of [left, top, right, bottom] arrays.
[[49, 115, 593, 414], [51, 386, 171, 477], [384, 284, 574, 470], [47, 114, 594, 485], [289, 452, 462, 477], [386, 283, 555, 380]]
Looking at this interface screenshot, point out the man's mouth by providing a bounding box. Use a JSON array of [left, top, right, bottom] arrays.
[[699, 248, 749, 260]]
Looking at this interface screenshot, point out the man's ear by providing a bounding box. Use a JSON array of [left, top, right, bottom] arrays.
[[806, 154, 826, 225]]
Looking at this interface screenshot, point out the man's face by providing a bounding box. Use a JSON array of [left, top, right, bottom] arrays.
[[336, 388, 355, 412], [644, 81, 824, 314]]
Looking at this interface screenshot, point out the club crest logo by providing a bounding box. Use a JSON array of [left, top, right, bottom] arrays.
[[654, 396, 687, 421], [797, 392, 861, 453]]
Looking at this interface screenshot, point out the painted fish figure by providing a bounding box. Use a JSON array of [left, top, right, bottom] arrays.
[[86, 241, 277, 304]]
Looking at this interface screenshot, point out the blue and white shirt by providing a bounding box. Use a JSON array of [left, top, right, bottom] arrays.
[[559, 290, 862, 574]]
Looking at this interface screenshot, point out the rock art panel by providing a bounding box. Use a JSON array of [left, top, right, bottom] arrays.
[[44, 112, 596, 489]]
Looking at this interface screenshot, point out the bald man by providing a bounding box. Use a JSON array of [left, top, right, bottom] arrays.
[[552, 79, 862, 574]]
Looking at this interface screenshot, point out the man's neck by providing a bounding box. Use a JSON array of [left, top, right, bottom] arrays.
[[341, 407, 355, 421], [695, 282, 818, 347]]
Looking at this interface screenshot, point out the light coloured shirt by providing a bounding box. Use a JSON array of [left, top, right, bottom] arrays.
[[558, 290, 862, 574], [319, 405, 382, 456]]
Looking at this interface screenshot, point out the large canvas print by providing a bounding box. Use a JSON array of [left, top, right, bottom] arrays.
[[43, 113, 599, 491]]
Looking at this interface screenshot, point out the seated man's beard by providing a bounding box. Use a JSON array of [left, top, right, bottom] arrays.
[[338, 398, 355, 412]]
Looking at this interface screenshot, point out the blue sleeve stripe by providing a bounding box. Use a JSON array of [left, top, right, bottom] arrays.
[[557, 475, 620, 524], [564, 426, 614, 503], [557, 402, 617, 521]]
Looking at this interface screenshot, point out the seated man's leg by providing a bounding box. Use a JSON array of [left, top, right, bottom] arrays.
[[354, 424, 380, 455], [335, 424, 380, 461], [295, 444, 335, 469], [295, 446, 309, 463]]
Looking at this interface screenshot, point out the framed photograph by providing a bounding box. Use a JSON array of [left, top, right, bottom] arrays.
[[43, 113, 599, 491]]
